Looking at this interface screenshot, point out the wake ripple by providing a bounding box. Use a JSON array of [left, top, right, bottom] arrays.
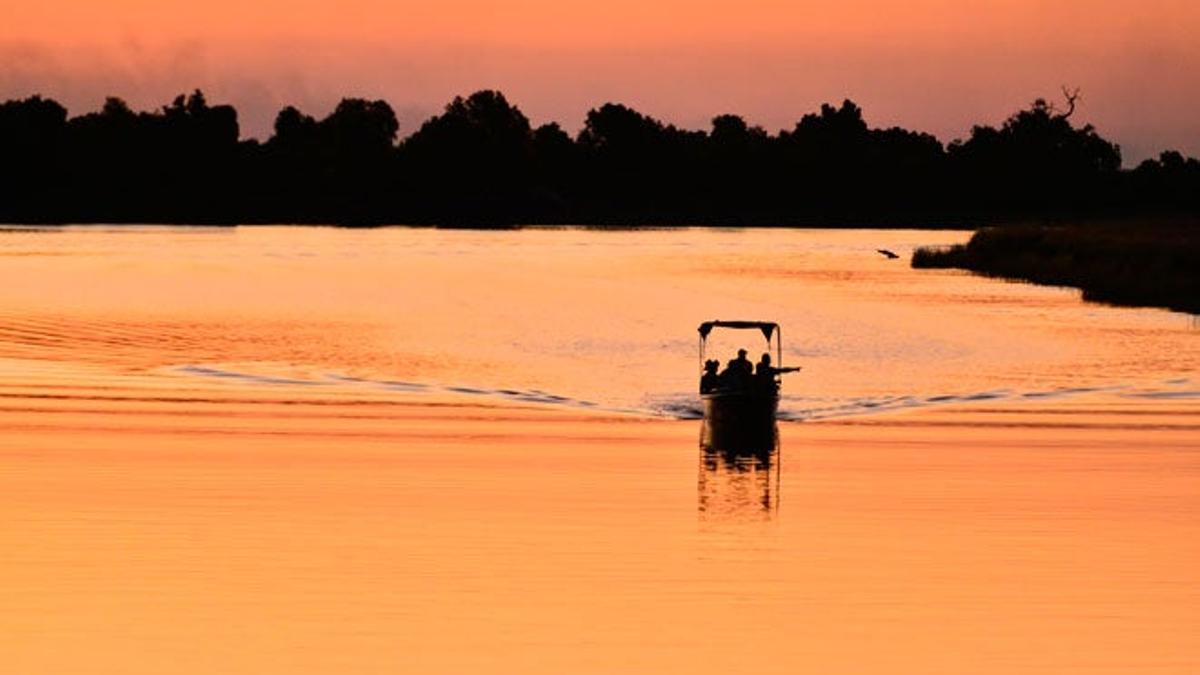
[[652, 378, 1197, 421], [173, 366, 605, 412], [171, 365, 1198, 422]]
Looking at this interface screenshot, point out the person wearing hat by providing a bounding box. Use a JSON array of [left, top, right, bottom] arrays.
[[700, 359, 721, 393]]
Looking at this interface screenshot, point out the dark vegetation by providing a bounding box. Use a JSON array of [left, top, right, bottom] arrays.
[[913, 223, 1200, 314], [1, 87, 1198, 225]]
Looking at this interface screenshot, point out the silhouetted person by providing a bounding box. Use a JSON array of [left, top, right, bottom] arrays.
[[755, 353, 776, 392], [720, 348, 753, 389], [700, 359, 720, 393], [753, 353, 801, 384]]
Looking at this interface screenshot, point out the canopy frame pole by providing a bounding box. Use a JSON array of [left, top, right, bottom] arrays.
[[776, 327, 783, 370]]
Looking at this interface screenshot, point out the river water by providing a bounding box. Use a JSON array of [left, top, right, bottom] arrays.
[[1, 226, 1197, 674], [0, 226, 1195, 414]]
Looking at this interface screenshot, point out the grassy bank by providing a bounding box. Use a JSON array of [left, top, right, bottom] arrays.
[[912, 223, 1199, 314]]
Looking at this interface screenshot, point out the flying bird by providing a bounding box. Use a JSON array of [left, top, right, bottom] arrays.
[[876, 249, 900, 259]]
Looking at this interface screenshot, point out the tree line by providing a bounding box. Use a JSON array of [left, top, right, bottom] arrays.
[[1, 88, 1197, 225]]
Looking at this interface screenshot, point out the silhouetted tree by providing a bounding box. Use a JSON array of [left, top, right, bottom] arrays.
[[531, 121, 580, 218], [260, 98, 398, 221], [322, 98, 399, 158], [0, 96, 68, 219], [63, 97, 143, 219], [147, 90, 242, 219], [400, 90, 539, 223], [575, 103, 709, 220], [701, 115, 771, 220], [948, 93, 1122, 215], [1130, 150, 1200, 213], [258, 106, 322, 218], [867, 127, 946, 215], [0, 87, 1196, 225]]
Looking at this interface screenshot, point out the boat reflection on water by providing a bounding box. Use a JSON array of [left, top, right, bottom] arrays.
[[695, 319, 793, 520], [697, 422, 780, 520]]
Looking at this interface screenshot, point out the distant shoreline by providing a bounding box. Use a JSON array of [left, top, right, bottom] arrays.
[[3, 88, 1197, 227], [912, 221, 1199, 315]]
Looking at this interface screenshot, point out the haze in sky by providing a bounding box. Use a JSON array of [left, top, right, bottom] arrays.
[[2, 0, 1197, 163]]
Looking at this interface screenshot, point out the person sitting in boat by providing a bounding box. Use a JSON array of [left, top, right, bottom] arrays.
[[756, 353, 770, 371], [719, 348, 754, 389], [700, 359, 720, 393], [731, 349, 753, 375], [755, 353, 776, 391], [756, 352, 802, 385]]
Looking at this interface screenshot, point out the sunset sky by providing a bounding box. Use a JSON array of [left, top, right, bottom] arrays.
[[2, 0, 1197, 163]]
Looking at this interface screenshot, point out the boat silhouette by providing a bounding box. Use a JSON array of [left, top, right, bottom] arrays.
[[697, 320, 799, 452]]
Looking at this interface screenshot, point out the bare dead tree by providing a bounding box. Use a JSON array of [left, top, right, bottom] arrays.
[[1057, 86, 1081, 120]]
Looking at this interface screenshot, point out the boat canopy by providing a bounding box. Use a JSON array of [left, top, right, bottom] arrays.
[[698, 320, 778, 342]]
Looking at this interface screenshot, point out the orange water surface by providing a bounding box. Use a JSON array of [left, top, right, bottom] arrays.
[[0, 226, 1197, 674]]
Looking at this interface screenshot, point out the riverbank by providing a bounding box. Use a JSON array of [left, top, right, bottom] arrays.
[[912, 222, 1199, 314]]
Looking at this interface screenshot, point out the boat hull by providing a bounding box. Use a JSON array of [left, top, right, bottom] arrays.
[[701, 391, 779, 452]]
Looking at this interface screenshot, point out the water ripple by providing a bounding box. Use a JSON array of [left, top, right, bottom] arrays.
[[167, 363, 1199, 423]]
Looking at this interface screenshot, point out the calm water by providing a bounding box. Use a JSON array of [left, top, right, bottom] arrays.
[[1, 226, 1197, 674], [0, 226, 1195, 413]]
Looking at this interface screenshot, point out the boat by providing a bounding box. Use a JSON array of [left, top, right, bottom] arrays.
[[697, 320, 798, 451]]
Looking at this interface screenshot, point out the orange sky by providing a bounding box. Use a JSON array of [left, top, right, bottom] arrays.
[[2, 0, 1198, 162]]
